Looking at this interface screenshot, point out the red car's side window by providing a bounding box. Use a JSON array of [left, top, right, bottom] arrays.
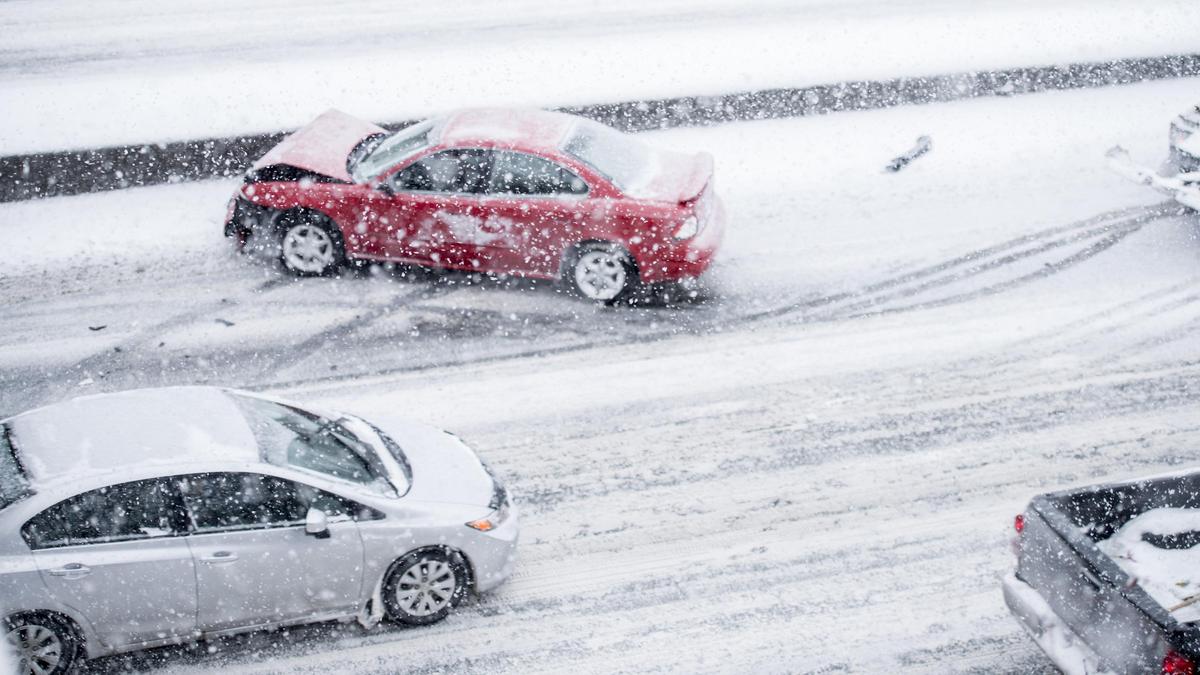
[[389, 149, 491, 195], [489, 151, 588, 197]]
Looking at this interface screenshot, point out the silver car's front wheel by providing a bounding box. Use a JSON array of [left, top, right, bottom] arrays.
[[568, 243, 635, 304], [280, 218, 342, 276], [5, 614, 78, 675], [382, 549, 468, 626]]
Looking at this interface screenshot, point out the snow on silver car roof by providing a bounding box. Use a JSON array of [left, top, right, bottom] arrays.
[[5, 386, 259, 486]]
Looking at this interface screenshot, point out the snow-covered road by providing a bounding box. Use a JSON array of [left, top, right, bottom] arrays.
[[2, 78, 1200, 672]]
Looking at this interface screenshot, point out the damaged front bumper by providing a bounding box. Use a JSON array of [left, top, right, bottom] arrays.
[[222, 195, 277, 240]]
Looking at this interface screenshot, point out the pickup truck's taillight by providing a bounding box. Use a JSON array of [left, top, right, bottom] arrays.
[[1014, 514, 1025, 534], [1163, 650, 1195, 674]]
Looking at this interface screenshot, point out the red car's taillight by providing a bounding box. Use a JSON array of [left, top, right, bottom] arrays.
[[1164, 650, 1195, 674], [1014, 514, 1025, 534]]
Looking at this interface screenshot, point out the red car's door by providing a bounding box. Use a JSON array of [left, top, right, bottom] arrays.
[[475, 150, 592, 277], [369, 148, 492, 268]]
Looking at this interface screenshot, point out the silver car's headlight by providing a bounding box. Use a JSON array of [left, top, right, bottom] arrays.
[[465, 500, 510, 532], [466, 482, 511, 532]]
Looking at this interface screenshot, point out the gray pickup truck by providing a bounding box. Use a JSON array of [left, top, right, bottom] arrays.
[[1004, 472, 1200, 674]]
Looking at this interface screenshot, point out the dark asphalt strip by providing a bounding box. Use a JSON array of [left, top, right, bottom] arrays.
[[2, 53, 1198, 203]]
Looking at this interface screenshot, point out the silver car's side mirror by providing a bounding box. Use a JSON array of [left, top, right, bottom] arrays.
[[305, 507, 331, 539]]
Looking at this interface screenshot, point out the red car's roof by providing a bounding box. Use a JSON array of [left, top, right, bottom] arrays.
[[439, 108, 579, 153]]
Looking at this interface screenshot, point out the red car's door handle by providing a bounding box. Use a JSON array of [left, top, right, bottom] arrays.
[[47, 563, 92, 578]]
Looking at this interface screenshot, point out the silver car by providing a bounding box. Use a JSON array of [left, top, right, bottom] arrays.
[[0, 386, 518, 674]]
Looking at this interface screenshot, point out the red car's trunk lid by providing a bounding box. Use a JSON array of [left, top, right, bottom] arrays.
[[251, 109, 386, 182], [634, 150, 714, 203]]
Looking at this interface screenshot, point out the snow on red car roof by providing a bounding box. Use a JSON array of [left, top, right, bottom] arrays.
[[439, 108, 578, 151]]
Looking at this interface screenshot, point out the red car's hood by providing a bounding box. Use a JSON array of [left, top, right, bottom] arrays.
[[251, 109, 386, 182], [633, 150, 714, 203]]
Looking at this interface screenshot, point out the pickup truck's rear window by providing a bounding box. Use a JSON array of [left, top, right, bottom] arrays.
[[0, 425, 32, 510]]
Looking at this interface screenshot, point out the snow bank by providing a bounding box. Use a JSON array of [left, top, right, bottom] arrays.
[[2, 0, 1199, 154]]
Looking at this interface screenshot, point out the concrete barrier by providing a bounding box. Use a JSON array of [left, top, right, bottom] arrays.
[[2, 53, 1197, 203]]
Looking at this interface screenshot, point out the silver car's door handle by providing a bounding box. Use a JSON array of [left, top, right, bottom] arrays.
[[200, 551, 239, 564], [48, 563, 91, 578]]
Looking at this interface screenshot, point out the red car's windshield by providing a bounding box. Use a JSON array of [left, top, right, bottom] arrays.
[[351, 119, 438, 183]]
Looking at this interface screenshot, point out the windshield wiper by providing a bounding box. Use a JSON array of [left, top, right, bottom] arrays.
[[346, 132, 389, 178]]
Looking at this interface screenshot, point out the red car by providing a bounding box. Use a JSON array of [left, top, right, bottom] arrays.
[[224, 108, 725, 302]]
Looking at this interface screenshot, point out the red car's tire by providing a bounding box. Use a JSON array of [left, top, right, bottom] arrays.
[[565, 242, 637, 305], [278, 213, 345, 277]]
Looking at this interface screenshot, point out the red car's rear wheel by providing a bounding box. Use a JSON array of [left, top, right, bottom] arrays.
[[567, 242, 636, 304]]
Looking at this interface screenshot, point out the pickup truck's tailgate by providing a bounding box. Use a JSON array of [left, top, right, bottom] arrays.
[[1017, 501, 1170, 673]]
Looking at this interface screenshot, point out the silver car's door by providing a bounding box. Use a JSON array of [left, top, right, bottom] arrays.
[[22, 477, 197, 648], [178, 472, 366, 633]]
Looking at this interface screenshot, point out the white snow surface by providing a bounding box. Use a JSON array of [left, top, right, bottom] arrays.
[[2, 0, 1200, 153], [1097, 508, 1200, 623], [2, 74, 1199, 673]]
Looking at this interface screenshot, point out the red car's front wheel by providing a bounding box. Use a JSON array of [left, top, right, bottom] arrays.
[[279, 215, 344, 276]]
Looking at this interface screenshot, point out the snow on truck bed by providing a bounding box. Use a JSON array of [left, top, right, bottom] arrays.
[[1098, 508, 1200, 624]]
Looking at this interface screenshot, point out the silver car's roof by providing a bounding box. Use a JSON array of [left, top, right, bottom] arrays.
[[5, 386, 261, 487]]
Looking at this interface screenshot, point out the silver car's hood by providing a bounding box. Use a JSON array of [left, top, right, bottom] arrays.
[[370, 417, 494, 508]]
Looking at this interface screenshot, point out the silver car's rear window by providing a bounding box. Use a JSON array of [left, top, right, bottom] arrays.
[[230, 395, 398, 497], [0, 425, 32, 511]]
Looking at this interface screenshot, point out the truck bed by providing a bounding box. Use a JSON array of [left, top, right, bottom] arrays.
[[1006, 471, 1200, 673]]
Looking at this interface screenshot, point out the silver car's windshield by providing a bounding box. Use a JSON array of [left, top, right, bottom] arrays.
[[0, 425, 32, 510], [231, 395, 399, 497], [562, 120, 652, 194], [350, 119, 437, 183]]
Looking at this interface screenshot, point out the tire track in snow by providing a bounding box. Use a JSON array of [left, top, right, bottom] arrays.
[[98, 385, 1199, 674], [251, 204, 1173, 395], [248, 279, 457, 383], [0, 275, 293, 409], [742, 203, 1170, 324]]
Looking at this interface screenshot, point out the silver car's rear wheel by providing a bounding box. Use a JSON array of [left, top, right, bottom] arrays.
[[382, 549, 469, 626], [5, 614, 79, 675]]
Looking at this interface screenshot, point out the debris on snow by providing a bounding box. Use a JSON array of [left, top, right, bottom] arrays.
[[884, 135, 933, 173]]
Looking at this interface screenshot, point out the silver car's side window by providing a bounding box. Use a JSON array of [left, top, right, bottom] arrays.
[[178, 472, 379, 534], [179, 473, 307, 533], [21, 478, 185, 550]]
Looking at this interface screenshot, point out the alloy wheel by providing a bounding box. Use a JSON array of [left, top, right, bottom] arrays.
[[394, 558, 458, 617], [574, 250, 628, 301], [281, 224, 335, 273], [7, 623, 63, 675]]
